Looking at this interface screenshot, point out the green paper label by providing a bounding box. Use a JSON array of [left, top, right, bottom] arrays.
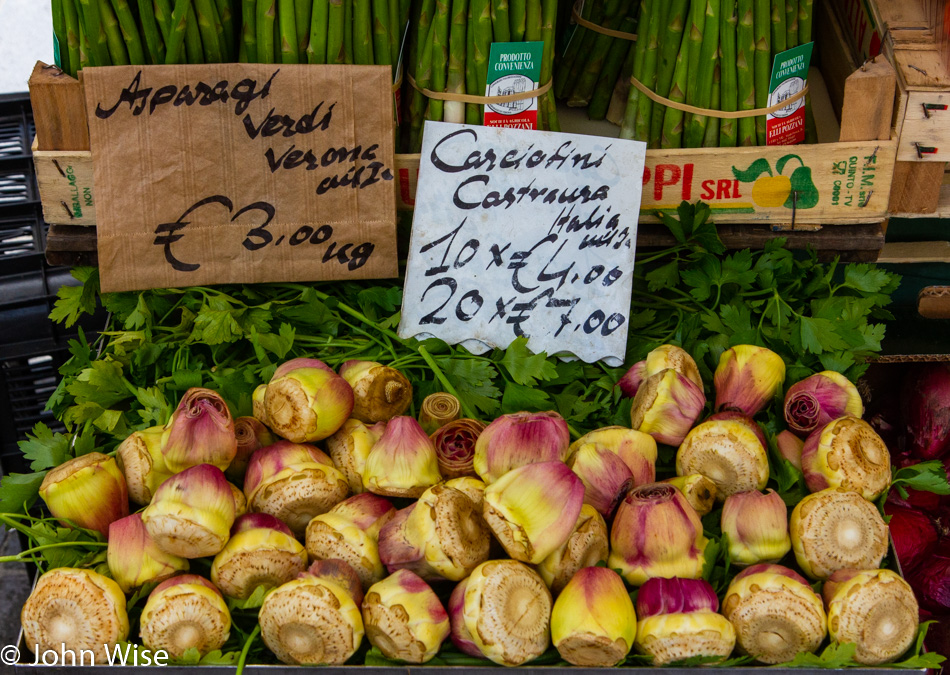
[[766, 42, 814, 146], [483, 41, 544, 129]]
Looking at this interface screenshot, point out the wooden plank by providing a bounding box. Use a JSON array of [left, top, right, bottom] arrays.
[[31, 141, 96, 225], [892, 46, 950, 89], [896, 90, 950, 161], [839, 59, 898, 142], [890, 172, 950, 217], [27, 62, 89, 151], [887, 160, 946, 212], [879, 241, 950, 264]]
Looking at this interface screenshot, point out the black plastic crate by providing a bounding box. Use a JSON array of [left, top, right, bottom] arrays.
[[0, 93, 44, 260]]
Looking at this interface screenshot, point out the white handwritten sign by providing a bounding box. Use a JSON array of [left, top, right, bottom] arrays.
[[398, 122, 646, 364]]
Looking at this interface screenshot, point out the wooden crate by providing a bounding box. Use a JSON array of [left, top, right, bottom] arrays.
[[30, 1, 898, 265], [833, 0, 950, 216]]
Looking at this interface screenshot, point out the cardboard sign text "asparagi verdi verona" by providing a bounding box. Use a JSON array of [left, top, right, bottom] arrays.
[[84, 65, 398, 293], [398, 122, 647, 365]]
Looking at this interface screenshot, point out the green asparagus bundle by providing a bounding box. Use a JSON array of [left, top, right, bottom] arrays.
[[405, 0, 559, 150], [553, 0, 642, 120], [52, 0, 241, 75], [612, 0, 812, 148]]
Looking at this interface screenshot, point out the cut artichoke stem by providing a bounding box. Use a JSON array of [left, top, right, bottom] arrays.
[[264, 364, 354, 443], [722, 564, 827, 664], [116, 425, 171, 506], [245, 441, 351, 538], [408, 484, 491, 581], [362, 569, 450, 663], [141, 464, 236, 559], [536, 504, 609, 594], [340, 361, 413, 423], [443, 476, 487, 510], [211, 523, 309, 600], [676, 420, 770, 500], [823, 569, 919, 665], [327, 418, 386, 493], [306, 513, 385, 589], [635, 613, 737, 666], [258, 575, 364, 665], [20, 568, 130, 665], [462, 560, 552, 666], [551, 567, 635, 666], [140, 575, 231, 659], [790, 488, 889, 579], [801, 416, 891, 500]]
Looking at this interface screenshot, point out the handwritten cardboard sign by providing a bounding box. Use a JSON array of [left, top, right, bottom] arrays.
[[83, 64, 398, 292], [398, 122, 646, 364]]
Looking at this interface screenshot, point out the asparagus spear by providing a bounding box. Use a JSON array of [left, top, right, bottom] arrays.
[[390, 0, 403, 69], [99, 0, 130, 64], [539, 0, 559, 129], [736, 0, 754, 144], [76, 4, 92, 69], [135, 0, 167, 64], [491, 0, 510, 42], [798, 0, 811, 45], [683, 0, 706, 131], [410, 12, 437, 145], [785, 0, 797, 49], [630, 0, 661, 142], [472, 0, 492, 119], [509, 0, 525, 41], [112, 0, 147, 64], [163, 0, 190, 63], [684, 0, 720, 147], [195, 0, 225, 62], [257, 0, 276, 62], [184, 4, 205, 63], [215, 0, 237, 58], [770, 0, 785, 55], [619, 0, 649, 138], [354, 0, 374, 63], [702, 53, 720, 146], [660, 20, 690, 148], [78, 0, 108, 65], [556, 0, 606, 102], [553, 0, 594, 99], [294, 0, 311, 57], [326, 0, 344, 62], [648, 0, 687, 146], [63, 0, 82, 74], [52, 0, 69, 72], [426, 0, 450, 122], [719, 0, 737, 146], [407, 0, 437, 135], [242, 0, 257, 60], [568, 0, 628, 107], [465, 0, 479, 124], [753, 0, 769, 144], [306, 0, 329, 62], [587, 12, 636, 120], [445, 0, 468, 123], [344, 0, 354, 63], [372, 0, 393, 67], [154, 0, 173, 40]]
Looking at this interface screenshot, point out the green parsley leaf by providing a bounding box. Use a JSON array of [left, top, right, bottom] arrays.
[[645, 260, 680, 291], [17, 423, 72, 471], [502, 382, 552, 413], [437, 357, 501, 417], [0, 471, 45, 512], [778, 642, 859, 668], [799, 316, 850, 354], [500, 337, 557, 386]]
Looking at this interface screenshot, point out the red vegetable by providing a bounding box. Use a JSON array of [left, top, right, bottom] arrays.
[[902, 364, 950, 461], [909, 542, 950, 614], [884, 504, 939, 574]]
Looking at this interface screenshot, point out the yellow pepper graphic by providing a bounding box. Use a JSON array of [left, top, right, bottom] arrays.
[[732, 155, 818, 209]]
